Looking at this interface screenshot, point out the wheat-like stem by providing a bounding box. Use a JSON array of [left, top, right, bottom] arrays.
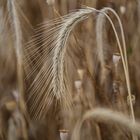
[[102, 7, 135, 124], [94, 7, 136, 139], [71, 108, 140, 140], [7, 0, 28, 138], [7, 0, 25, 109], [100, 8, 136, 140], [88, 6, 135, 131]]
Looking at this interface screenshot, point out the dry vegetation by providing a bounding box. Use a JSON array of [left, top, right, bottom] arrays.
[[0, 0, 140, 140]]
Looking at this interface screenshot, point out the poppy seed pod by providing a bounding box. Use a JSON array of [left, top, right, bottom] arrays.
[[46, 0, 55, 5]]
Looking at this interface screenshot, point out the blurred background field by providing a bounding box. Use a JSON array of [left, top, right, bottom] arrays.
[[0, 0, 140, 140]]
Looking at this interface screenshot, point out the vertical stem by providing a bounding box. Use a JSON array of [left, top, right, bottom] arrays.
[[8, 0, 28, 139]]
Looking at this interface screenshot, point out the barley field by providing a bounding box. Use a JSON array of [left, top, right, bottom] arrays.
[[0, 0, 140, 140]]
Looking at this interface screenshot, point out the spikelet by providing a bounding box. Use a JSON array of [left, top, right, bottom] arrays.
[[24, 8, 94, 120]]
